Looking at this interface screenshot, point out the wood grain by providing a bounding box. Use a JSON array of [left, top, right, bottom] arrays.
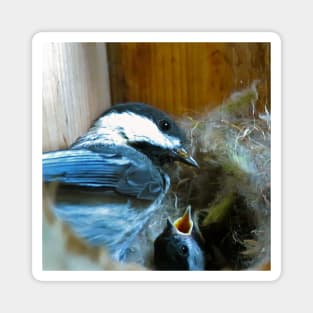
[[107, 43, 270, 116], [42, 43, 111, 152]]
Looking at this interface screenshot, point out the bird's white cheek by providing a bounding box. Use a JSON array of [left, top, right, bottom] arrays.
[[164, 135, 181, 150], [96, 112, 182, 149]]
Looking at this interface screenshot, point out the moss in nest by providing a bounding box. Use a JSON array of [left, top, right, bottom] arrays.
[[191, 194, 259, 270], [151, 81, 271, 270], [219, 80, 259, 117], [201, 192, 235, 226]]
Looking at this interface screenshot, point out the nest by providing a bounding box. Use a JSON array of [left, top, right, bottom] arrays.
[[128, 82, 271, 270], [43, 82, 271, 271]]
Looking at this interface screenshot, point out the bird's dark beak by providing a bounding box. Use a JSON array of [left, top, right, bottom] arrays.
[[173, 206, 193, 235], [172, 148, 199, 168]]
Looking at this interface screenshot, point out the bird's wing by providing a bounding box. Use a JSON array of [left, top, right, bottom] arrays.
[[42, 146, 166, 200]]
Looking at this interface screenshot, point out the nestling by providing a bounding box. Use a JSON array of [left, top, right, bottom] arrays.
[[154, 206, 205, 270], [43, 102, 198, 262]]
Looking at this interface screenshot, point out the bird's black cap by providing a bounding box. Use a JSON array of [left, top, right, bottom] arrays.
[[104, 102, 188, 144]]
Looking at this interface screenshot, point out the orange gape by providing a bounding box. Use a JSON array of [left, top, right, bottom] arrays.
[[173, 208, 193, 234]]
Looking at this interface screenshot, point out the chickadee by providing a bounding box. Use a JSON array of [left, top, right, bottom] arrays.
[[154, 206, 205, 270], [43, 102, 198, 262]]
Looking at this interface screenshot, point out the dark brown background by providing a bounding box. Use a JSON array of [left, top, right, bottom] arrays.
[[107, 42, 270, 116]]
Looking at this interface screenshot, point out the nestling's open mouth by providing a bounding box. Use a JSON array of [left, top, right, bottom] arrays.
[[173, 206, 193, 235]]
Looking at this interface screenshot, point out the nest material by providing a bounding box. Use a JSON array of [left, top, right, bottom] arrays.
[[135, 81, 271, 270]]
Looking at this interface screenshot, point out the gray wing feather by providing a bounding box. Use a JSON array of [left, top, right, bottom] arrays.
[[43, 146, 165, 201]]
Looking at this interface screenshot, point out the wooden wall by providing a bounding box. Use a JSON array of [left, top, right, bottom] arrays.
[[42, 43, 111, 152], [107, 42, 270, 116]]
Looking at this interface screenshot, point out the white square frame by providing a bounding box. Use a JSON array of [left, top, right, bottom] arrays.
[[32, 32, 281, 281]]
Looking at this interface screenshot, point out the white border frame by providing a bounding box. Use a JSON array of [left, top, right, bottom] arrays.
[[32, 32, 281, 281]]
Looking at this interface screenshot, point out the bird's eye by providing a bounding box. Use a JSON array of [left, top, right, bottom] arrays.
[[180, 244, 188, 256], [159, 120, 171, 131]]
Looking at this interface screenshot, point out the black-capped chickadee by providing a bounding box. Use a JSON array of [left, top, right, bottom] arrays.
[[43, 103, 198, 262], [154, 206, 205, 270]]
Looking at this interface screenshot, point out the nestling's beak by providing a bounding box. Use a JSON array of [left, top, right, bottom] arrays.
[[173, 206, 193, 235], [172, 148, 199, 168]]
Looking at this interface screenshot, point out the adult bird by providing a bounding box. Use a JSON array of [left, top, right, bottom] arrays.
[[43, 102, 198, 262]]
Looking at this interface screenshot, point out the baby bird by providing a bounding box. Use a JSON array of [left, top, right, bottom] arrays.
[[154, 206, 205, 270]]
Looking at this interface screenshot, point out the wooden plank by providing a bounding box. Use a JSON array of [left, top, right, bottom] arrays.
[[107, 43, 270, 116], [42, 43, 111, 152], [42, 43, 115, 270]]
